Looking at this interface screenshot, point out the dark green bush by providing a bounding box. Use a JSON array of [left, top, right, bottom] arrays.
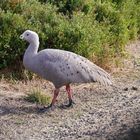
[[0, 0, 140, 70], [94, 0, 139, 52], [38, 0, 93, 16], [0, 0, 61, 68]]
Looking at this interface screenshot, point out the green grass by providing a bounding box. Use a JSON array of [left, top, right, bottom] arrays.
[[25, 88, 51, 105]]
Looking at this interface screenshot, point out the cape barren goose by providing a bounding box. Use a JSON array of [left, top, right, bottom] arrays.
[[20, 30, 112, 111]]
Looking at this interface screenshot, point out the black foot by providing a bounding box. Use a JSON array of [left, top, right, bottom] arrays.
[[60, 99, 75, 109], [38, 104, 55, 113]]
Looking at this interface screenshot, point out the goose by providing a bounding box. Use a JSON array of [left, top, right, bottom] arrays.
[[20, 30, 112, 111]]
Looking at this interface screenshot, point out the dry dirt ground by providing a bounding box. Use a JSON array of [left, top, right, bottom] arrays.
[[0, 41, 140, 140]]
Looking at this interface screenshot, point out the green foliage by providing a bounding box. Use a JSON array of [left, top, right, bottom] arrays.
[[38, 0, 93, 16], [0, 0, 140, 70], [25, 88, 51, 105], [94, 0, 139, 51], [0, 10, 26, 68]]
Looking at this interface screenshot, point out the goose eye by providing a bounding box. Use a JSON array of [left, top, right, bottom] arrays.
[[26, 33, 29, 36]]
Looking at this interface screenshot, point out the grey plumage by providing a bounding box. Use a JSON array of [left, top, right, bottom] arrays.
[[20, 30, 112, 89], [20, 30, 113, 110]]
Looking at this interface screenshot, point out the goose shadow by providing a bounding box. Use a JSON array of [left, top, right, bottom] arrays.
[[0, 104, 42, 116], [0, 100, 72, 116]]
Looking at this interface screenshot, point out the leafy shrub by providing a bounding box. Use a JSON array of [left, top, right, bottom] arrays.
[[0, 0, 140, 71], [94, 0, 139, 53], [38, 0, 93, 16], [0, 0, 60, 68]]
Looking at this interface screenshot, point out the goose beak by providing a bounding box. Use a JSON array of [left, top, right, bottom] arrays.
[[20, 34, 24, 40]]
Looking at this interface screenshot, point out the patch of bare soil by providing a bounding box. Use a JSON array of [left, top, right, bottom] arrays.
[[0, 41, 140, 140]]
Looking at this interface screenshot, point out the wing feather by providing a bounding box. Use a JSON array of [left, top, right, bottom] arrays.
[[38, 49, 112, 87]]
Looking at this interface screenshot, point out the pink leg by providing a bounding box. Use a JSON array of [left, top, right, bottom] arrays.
[[51, 88, 60, 106], [66, 84, 72, 101], [39, 88, 59, 112], [65, 84, 74, 107]]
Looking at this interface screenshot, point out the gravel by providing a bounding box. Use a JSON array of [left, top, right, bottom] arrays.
[[0, 41, 140, 140]]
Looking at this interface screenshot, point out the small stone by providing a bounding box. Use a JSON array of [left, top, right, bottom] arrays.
[[124, 87, 128, 91], [0, 109, 4, 114], [131, 86, 138, 90]]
